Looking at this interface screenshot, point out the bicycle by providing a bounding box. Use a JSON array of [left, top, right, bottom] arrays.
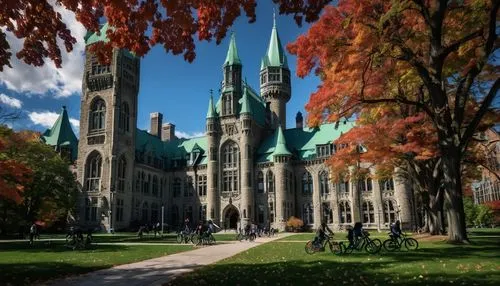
[[176, 230, 192, 244], [338, 231, 382, 254], [304, 234, 342, 255], [193, 231, 216, 246], [383, 232, 419, 252], [236, 230, 256, 242]]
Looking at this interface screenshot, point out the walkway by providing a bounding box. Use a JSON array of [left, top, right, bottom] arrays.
[[47, 233, 291, 286]]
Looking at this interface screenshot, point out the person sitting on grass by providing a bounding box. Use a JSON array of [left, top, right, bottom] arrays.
[[313, 222, 333, 249], [390, 220, 402, 240]]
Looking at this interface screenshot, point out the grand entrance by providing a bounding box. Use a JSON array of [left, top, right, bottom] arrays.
[[224, 205, 240, 229]]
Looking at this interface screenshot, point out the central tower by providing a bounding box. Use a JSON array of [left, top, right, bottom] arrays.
[[260, 14, 291, 130]]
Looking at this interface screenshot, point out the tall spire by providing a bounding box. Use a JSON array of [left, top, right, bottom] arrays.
[[272, 125, 292, 157], [41, 106, 79, 161], [261, 13, 288, 70], [224, 32, 241, 66], [240, 84, 253, 115], [206, 90, 217, 118]]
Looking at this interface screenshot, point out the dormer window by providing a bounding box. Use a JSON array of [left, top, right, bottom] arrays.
[[316, 143, 335, 158]]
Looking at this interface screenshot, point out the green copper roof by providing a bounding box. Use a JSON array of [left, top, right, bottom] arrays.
[[261, 17, 288, 69], [215, 81, 266, 126], [206, 95, 217, 118], [224, 33, 241, 66], [85, 23, 110, 46], [41, 106, 79, 161], [257, 120, 356, 162], [240, 85, 252, 115], [272, 126, 292, 157]]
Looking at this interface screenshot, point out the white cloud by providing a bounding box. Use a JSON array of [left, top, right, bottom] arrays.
[[0, 93, 22, 108], [0, 4, 85, 97], [175, 130, 205, 139], [28, 110, 80, 133]]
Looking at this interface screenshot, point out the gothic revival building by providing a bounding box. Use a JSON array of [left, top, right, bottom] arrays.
[[75, 19, 415, 231]]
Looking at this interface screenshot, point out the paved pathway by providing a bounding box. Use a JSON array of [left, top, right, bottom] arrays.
[[47, 233, 291, 286]]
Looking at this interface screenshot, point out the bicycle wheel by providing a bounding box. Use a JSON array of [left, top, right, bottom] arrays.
[[209, 235, 216, 245], [383, 239, 398, 252], [329, 241, 343, 255], [404, 238, 419, 251], [176, 233, 184, 243], [236, 233, 244, 241], [249, 233, 256, 242], [191, 235, 200, 245], [305, 241, 315, 254], [365, 238, 382, 254]]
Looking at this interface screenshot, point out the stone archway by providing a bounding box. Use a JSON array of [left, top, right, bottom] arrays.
[[223, 205, 240, 230]]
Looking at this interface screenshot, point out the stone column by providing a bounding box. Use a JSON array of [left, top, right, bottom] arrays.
[[206, 120, 219, 224], [274, 163, 287, 230], [239, 136, 253, 228], [312, 170, 322, 229]]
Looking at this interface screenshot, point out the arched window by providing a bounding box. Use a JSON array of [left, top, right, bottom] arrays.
[[222, 141, 239, 193], [322, 202, 333, 224], [141, 202, 149, 222], [151, 203, 159, 222], [135, 172, 141, 192], [173, 177, 181, 197], [142, 172, 149, 195], [303, 203, 314, 225], [117, 156, 126, 193], [152, 175, 159, 197], [362, 201, 375, 223], [85, 152, 102, 192], [380, 177, 395, 191], [267, 171, 275, 193], [339, 201, 352, 224], [257, 171, 264, 193], [384, 200, 397, 224], [223, 94, 233, 115], [171, 205, 179, 226], [319, 171, 329, 196], [119, 102, 130, 132], [339, 179, 349, 194], [302, 172, 313, 195], [89, 99, 106, 132], [366, 178, 373, 192]]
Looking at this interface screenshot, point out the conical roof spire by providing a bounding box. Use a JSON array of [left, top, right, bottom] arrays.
[[224, 32, 241, 66], [206, 91, 217, 119], [272, 125, 292, 157], [41, 106, 79, 161], [261, 13, 288, 70], [240, 84, 253, 115]]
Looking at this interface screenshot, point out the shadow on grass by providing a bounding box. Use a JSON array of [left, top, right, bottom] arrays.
[[164, 259, 499, 286], [0, 241, 127, 253]]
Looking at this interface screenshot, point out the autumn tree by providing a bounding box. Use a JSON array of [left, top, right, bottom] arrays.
[[286, 0, 499, 243]]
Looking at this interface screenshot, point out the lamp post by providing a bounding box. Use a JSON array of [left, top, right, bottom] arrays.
[[161, 205, 165, 234], [109, 186, 115, 233]]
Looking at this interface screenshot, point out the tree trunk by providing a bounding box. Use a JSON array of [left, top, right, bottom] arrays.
[[442, 152, 469, 243]]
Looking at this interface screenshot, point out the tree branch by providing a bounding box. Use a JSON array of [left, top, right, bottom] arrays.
[[460, 78, 500, 152]]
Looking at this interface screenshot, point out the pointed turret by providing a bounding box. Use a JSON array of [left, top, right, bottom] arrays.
[[240, 84, 253, 115], [224, 32, 241, 66], [206, 94, 217, 119], [272, 126, 291, 157], [41, 106, 79, 161], [260, 12, 291, 130], [261, 13, 288, 69]]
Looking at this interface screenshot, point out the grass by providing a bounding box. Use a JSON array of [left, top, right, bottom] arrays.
[[167, 230, 500, 286], [0, 241, 193, 285]]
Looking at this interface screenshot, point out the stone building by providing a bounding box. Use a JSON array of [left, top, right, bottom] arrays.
[[75, 19, 415, 232]]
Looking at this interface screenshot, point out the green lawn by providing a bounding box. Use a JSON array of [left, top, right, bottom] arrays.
[[0, 241, 193, 285], [167, 230, 500, 286]]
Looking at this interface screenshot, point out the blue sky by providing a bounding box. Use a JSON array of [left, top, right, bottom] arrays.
[[0, 2, 320, 138]]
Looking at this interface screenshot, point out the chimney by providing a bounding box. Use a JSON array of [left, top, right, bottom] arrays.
[[295, 111, 303, 129], [150, 112, 163, 137], [162, 123, 176, 142]]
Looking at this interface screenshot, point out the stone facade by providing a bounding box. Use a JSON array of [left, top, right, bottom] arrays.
[[76, 22, 415, 232]]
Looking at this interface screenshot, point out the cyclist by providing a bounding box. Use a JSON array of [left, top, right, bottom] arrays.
[[183, 218, 191, 234], [244, 223, 251, 236], [313, 222, 333, 249], [390, 220, 402, 240], [347, 222, 364, 248]]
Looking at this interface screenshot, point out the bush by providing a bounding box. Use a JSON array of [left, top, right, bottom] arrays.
[[286, 216, 304, 232]]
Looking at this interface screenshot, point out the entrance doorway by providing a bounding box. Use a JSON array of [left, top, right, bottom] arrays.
[[224, 205, 240, 229]]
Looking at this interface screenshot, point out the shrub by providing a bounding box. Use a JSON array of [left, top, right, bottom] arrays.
[[286, 216, 304, 232]]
